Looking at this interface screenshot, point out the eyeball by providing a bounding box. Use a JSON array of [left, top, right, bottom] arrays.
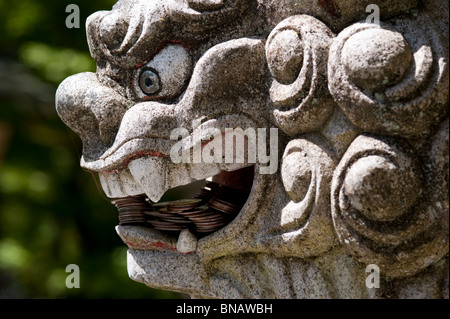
[[139, 69, 160, 95], [133, 44, 192, 100]]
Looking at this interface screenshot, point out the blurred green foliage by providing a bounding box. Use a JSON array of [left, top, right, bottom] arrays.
[[0, 0, 181, 298]]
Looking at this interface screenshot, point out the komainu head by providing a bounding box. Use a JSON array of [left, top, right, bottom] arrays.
[[56, 0, 448, 298]]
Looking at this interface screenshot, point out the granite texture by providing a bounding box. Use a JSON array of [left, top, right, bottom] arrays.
[[56, 0, 448, 298]]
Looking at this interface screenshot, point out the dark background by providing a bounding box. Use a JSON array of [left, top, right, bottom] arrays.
[[0, 0, 181, 298]]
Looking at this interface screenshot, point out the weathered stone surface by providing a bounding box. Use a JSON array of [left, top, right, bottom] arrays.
[[116, 225, 177, 251], [331, 135, 448, 278], [328, 15, 449, 138], [266, 15, 335, 136], [56, 0, 448, 299]]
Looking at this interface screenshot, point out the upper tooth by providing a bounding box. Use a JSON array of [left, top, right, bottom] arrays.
[[128, 157, 223, 202], [128, 157, 168, 203], [101, 157, 251, 201], [99, 169, 144, 198], [119, 168, 144, 196], [189, 163, 221, 180], [99, 171, 121, 198], [166, 162, 192, 190]]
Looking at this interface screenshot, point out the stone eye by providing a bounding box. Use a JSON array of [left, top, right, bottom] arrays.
[[139, 69, 160, 95], [133, 44, 192, 100]]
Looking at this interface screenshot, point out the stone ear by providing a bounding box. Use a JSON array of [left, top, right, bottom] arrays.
[[265, 15, 335, 136]]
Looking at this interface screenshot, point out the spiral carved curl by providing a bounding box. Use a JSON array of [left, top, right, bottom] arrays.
[[331, 135, 449, 278], [328, 14, 449, 138], [266, 15, 335, 136]]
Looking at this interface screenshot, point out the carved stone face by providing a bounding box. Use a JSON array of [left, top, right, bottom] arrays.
[[56, 0, 449, 298]]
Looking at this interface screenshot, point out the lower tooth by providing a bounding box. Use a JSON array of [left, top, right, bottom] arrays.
[[176, 229, 198, 254], [128, 157, 167, 203]]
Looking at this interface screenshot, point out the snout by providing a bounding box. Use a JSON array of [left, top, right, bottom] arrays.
[[57, 37, 269, 172], [56, 72, 130, 160]]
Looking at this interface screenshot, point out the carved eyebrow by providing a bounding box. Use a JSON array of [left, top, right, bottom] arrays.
[[88, 0, 247, 69], [134, 40, 192, 70], [108, 1, 146, 56]]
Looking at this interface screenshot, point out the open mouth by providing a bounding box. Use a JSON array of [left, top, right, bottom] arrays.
[[112, 165, 253, 232], [106, 161, 255, 253], [88, 114, 267, 253]]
